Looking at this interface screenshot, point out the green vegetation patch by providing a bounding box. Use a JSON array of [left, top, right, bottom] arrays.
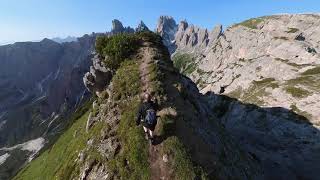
[[14, 103, 103, 180], [107, 59, 150, 179], [287, 75, 320, 91], [108, 97, 150, 179], [241, 78, 279, 105], [234, 18, 264, 29], [96, 31, 165, 72], [284, 86, 310, 98], [285, 66, 320, 92], [286, 28, 299, 33], [227, 87, 243, 99], [196, 68, 206, 75], [251, 78, 279, 89], [301, 66, 320, 75], [172, 53, 197, 75], [112, 60, 141, 100], [163, 136, 196, 180], [96, 33, 140, 71]]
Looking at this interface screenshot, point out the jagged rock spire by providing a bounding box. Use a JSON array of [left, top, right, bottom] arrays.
[[111, 19, 124, 33], [111, 19, 134, 34], [156, 16, 178, 53], [136, 20, 150, 32]]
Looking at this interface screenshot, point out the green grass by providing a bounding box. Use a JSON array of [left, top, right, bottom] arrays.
[[286, 28, 299, 33], [108, 97, 150, 180], [301, 66, 320, 75], [112, 60, 141, 100], [239, 78, 279, 105], [227, 87, 243, 99], [107, 60, 150, 180], [14, 107, 103, 180], [234, 18, 264, 29], [157, 114, 199, 180], [163, 136, 196, 180], [172, 53, 197, 75], [287, 76, 320, 91], [285, 66, 320, 92], [147, 60, 165, 97], [284, 86, 310, 98], [152, 45, 203, 178]]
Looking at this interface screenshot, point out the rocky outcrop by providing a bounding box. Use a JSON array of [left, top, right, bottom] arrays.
[[83, 54, 112, 95], [111, 19, 134, 34], [159, 14, 320, 179], [156, 16, 222, 54], [174, 21, 222, 52]]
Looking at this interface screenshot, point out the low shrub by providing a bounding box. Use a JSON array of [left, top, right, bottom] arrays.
[[96, 33, 140, 71]]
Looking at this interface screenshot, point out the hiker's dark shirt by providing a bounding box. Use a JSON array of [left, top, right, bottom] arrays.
[[136, 100, 158, 126]]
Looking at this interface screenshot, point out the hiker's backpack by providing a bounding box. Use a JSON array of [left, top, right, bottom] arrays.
[[145, 109, 157, 125]]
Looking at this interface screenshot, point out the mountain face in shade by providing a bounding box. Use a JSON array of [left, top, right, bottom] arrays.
[[0, 19, 139, 180]]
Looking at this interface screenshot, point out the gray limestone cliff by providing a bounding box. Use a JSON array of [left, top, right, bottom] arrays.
[[158, 14, 320, 180]]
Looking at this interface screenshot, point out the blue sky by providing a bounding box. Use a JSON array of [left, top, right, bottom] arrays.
[[1, 0, 320, 44]]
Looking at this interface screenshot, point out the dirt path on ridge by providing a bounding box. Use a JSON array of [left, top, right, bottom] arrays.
[[138, 42, 171, 180]]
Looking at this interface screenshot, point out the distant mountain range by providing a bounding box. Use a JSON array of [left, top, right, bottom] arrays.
[[0, 36, 78, 46], [51, 36, 78, 43]]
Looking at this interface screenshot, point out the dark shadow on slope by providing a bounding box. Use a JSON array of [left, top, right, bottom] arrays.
[[204, 91, 320, 180], [153, 114, 176, 145], [208, 93, 312, 125]]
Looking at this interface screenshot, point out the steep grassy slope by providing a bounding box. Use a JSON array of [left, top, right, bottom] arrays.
[[13, 100, 97, 180]]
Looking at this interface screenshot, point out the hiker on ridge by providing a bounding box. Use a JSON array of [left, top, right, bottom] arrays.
[[136, 92, 158, 145]]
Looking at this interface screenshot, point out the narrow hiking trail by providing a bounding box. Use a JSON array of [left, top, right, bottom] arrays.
[[138, 42, 171, 180]]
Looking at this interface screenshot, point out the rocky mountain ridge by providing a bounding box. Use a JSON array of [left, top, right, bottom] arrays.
[[157, 14, 320, 123], [15, 31, 264, 180], [3, 14, 320, 180], [157, 14, 320, 179]]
